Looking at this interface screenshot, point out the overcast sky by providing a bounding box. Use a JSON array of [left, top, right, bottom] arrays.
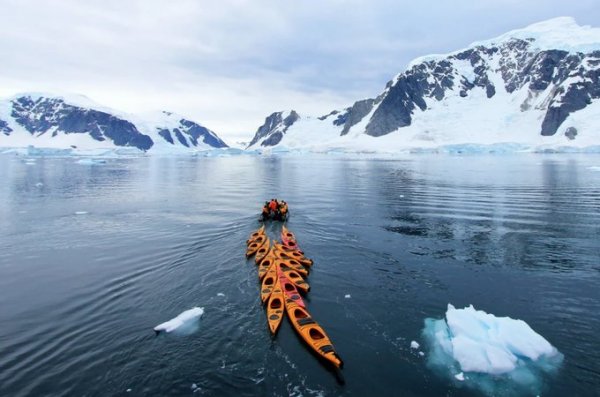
[[1, 0, 599, 143]]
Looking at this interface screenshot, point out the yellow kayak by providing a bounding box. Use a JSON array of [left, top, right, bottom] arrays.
[[258, 249, 277, 280], [279, 264, 310, 293], [246, 235, 267, 257], [260, 263, 278, 303], [266, 269, 285, 335], [278, 265, 306, 308], [255, 237, 271, 264], [246, 225, 265, 244], [284, 298, 343, 369], [281, 225, 296, 242], [273, 242, 313, 267]]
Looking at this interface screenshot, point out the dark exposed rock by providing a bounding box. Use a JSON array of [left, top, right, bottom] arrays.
[[564, 126, 578, 140], [318, 110, 339, 121], [158, 128, 174, 144], [262, 131, 283, 146], [173, 128, 188, 147], [365, 72, 428, 137], [247, 110, 299, 147], [338, 98, 376, 136], [0, 119, 12, 135], [179, 119, 228, 148]]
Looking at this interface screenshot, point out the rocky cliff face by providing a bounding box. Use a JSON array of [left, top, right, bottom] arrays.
[[247, 110, 299, 148], [0, 94, 228, 152], [363, 39, 599, 138], [247, 18, 600, 150]]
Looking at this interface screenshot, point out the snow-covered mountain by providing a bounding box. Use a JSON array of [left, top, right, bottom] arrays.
[[0, 93, 228, 153], [248, 17, 600, 152]]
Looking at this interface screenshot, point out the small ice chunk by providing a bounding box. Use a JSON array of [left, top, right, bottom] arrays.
[[217, 293, 225, 297], [154, 307, 204, 333], [455, 372, 465, 381], [75, 211, 88, 215], [419, 351, 425, 356], [35, 182, 43, 187], [344, 294, 351, 299], [76, 158, 107, 165], [126, 389, 131, 393], [191, 383, 198, 390], [410, 341, 420, 349]]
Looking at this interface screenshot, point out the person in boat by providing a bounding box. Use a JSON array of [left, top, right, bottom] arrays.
[[268, 198, 278, 216], [261, 202, 270, 221], [279, 200, 288, 220]]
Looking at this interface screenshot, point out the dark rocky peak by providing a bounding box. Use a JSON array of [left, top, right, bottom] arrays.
[[0, 119, 12, 135], [247, 110, 299, 147]]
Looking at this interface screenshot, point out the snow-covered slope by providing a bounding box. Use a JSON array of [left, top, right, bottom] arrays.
[[0, 93, 228, 153], [248, 17, 600, 152]]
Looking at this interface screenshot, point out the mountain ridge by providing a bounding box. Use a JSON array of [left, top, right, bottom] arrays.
[[0, 92, 228, 153], [248, 17, 600, 152]]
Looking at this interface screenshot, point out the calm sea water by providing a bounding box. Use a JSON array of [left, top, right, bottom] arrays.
[[0, 154, 599, 397]]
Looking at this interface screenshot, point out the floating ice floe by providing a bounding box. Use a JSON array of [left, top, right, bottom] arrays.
[[74, 211, 88, 215], [410, 341, 420, 349], [76, 158, 107, 165], [423, 304, 563, 395], [154, 307, 204, 333], [344, 294, 351, 299], [217, 293, 225, 297]]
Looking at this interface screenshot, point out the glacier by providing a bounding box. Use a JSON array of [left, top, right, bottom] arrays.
[[422, 304, 563, 395]]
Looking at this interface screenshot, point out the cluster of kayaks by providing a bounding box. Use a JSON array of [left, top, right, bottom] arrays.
[[245, 224, 344, 369]]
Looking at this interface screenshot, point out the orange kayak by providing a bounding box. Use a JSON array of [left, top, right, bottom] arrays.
[[258, 249, 277, 280], [285, 299, 343, 369], [282, 239, 300, 251], [255, 238, 271, 264], [261, 263, 278, 303], [266, 270, 285, 335], [279, 264, 310, 293], [271, 247, 308, 274], [276, 257, 308, 276], [246, 235, 267, 257], [278, 265, 306, 308], [273, 242, 313, 267], [281, 225, 296, 242], [246, 225, 265, 244]]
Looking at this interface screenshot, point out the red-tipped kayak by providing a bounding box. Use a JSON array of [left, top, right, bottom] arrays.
[[278, 264, 306, 308]]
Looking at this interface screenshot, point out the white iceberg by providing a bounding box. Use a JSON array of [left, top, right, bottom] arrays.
[[154, 307, 204, 333], [423, 304, 563, 394]]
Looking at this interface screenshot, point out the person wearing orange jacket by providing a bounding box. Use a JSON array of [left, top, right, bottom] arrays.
[[268, 198, 278, 214]]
